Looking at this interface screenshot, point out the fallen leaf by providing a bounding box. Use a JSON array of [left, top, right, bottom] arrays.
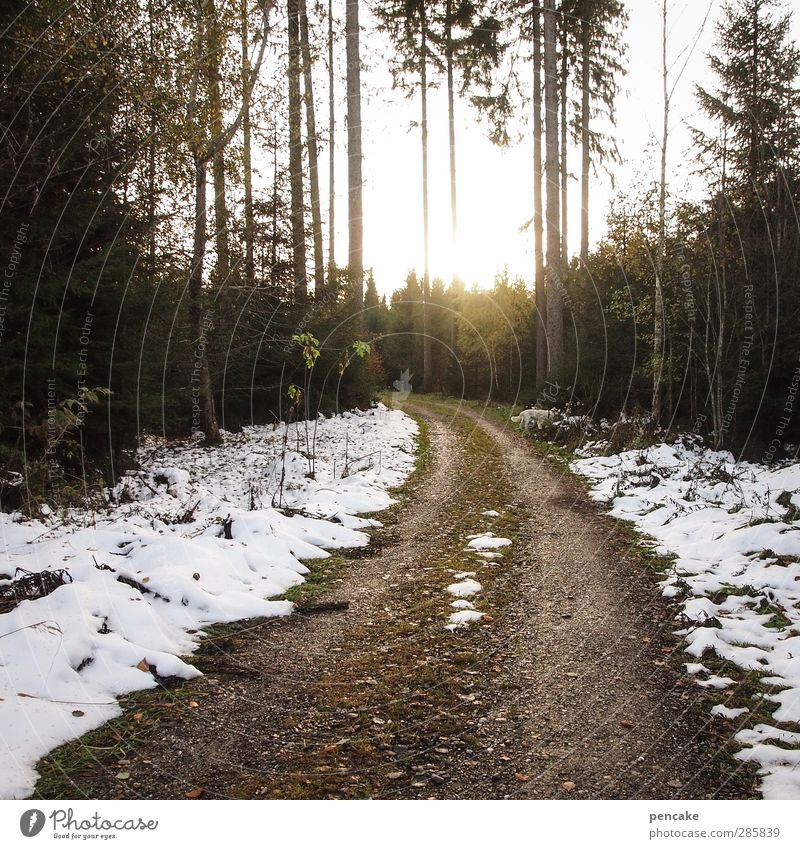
[[141, 577, 150, 584], [116, 772, 130, 780], [71, 709, 85, 717], [514, 772, 530, 782], [135, 658, 149, 673], [132, 712, 144, 723], [620, 719, 634, 728], [184, 788, 204, 799], [188, 700, 199, 709], [387, 771, 404, 780], [562, 781, 576, 792]]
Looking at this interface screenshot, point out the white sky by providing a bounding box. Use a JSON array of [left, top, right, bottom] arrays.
[[314, 0, 800, 296]]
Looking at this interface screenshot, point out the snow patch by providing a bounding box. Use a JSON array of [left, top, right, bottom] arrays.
[[0, 404, 417, 799], [572, 439, 800, 799]]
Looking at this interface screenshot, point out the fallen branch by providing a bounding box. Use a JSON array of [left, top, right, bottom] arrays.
[[116, 574, 170, 603]]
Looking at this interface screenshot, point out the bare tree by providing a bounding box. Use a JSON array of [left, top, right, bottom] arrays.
[[652, 0, 668, 423]]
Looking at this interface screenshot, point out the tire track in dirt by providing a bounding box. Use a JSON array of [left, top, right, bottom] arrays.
[[448, 405, 754, 799]]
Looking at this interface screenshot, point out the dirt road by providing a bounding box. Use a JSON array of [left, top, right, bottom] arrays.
[[37, 398, 755, 800]]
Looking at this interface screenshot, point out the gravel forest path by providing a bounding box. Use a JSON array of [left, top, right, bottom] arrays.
[[36, 398, 755, 800]]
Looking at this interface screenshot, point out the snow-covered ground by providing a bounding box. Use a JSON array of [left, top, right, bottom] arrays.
[[0, 404, 417, 799], [572, 439, 800, 799]]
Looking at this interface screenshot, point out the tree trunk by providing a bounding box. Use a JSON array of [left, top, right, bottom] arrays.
[[328, 0, 335, 284], [653, 0, 668, 423], [241, 0, 255, 287], [288, 0, 307, 300], [146, 0, 157, 285], [299, 0, 324, 294], [580, 15, 590, 268], [421, 4, 432, 393], [346, 0, 363, 307], [271, 116, 279, 276], [205, 0, 231, 283], [543, 0, 563, 379], [559, 19, 568, 262], [446, 0, 457, 254], [190, 158, 221, 444], [533, 4, 547, 387], [186, 0, 271, 443]]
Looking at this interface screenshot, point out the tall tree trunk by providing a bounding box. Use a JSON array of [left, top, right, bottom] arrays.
[[328, 0, 335, 284], [241, 0, 255, 287], [712, 125, 729, 447], [579, 15, 590, 268], [288, 0, 307, 300], [146, 0, 157, 285], [543, 0, 563, 379], [653, 0, 668, 422], [421, 4, 432, 393], [190, 158, 221, 444], [346, 0, 363, 307], [299, 0, 324, 293], [205, 0, 231, 283], [271, 114, 279, 276], [446, 0, 457, 254], [559, 19, 568, 262], [533, 4, 547, 387], [187, 0, 272, 444], [147, 124, 157, 283]]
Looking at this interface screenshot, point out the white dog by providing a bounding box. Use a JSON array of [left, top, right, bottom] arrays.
[[510, 407, 557, 432]]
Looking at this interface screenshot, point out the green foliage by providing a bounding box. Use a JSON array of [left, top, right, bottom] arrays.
[[292, 333, 322, 369]]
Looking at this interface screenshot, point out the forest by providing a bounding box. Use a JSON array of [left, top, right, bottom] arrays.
[[1, 0, 799, 509], [5, 0, 800, 810]]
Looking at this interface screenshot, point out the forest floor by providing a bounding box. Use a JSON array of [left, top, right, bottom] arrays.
[[34, 397, 758, 800]]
